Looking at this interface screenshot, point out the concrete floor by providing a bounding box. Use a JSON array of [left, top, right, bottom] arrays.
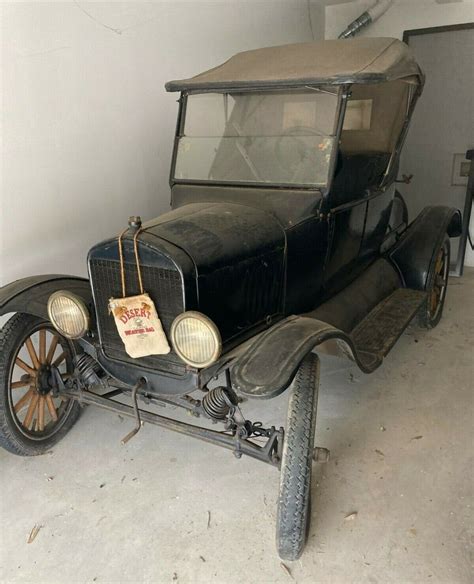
[[1, 270, 473, 584]]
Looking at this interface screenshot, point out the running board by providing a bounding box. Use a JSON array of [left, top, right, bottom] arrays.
[[351, 288, 426, 360], [232, 288, 427, 399]]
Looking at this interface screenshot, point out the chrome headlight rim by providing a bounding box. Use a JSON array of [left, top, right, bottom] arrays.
[[47, 290, 90, 340], [170, 311, 222, 369]]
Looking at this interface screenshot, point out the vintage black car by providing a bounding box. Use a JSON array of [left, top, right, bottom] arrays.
[[0, 38, 462, 560]]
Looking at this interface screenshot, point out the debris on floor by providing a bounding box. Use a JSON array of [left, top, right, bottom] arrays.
[[313, 446, 330, 463], [27, 525, 42, 544], [344, 512, 358, 521], [280, 562, 294, 579]]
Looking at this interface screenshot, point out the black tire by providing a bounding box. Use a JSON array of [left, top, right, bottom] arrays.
[[276, 353, 320, 561], [419, 235, 450, 329], [0, 313, 81, 456]]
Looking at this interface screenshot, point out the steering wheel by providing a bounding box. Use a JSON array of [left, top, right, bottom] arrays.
[[274, 126, 327, 182]]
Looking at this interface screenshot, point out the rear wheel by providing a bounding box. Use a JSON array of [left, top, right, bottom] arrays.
[[276, 353, 320, 561], [419, 236, 450, 329], [0, 313, 81, 456]]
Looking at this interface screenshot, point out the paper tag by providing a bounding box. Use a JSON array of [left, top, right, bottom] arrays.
[[108, 293, 171, 359]]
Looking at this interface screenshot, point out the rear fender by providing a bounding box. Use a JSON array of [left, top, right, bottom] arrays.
[[0, 275, 92, 321], [389, 206, 461, 290]]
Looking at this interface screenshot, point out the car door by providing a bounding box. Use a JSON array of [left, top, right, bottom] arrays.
[[321, 153, 372, 295], [359, 184, 395, 262], [322, 195, 368, 295]]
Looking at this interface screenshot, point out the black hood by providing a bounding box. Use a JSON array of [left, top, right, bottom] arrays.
[[143, 202, 286, 341], [142, 202, 285, 275]]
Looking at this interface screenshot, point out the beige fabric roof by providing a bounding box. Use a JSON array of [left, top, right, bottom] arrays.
[[166, 38, 424, 92]]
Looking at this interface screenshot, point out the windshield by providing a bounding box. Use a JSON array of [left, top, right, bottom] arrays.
[[174, 88, 340, 187]]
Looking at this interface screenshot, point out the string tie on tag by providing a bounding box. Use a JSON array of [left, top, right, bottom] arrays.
[[117, 216, 144, 298]]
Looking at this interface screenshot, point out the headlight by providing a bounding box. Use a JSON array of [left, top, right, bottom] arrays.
[[171, 311, 221, 368], [47, 291, 90, 339]]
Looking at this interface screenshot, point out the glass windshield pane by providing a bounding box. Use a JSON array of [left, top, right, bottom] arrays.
[[174, 89, 340, 187]]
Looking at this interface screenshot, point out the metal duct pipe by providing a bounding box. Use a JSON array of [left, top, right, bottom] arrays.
[[338, 0, 393, 39]]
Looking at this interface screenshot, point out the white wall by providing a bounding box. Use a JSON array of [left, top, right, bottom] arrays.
[[1, 0, 323, 286], [398, 28, 473, 268], [325, 0, 474, 40], [324, 0, 474, 268]]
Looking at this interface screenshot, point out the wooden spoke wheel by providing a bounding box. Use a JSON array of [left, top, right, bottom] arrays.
[[0, 313, 81, 456], [419, 235, 450, 329]]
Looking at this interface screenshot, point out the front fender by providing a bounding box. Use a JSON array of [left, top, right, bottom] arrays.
[[0, 275, 92, 321], [232, 259, 427, 399], [232, 315, 379, 399]]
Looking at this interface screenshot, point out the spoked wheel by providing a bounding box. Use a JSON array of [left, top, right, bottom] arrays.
[[0, 313, 81, 456], [276, 353, 320, 561], [419, 235, 450, 329]]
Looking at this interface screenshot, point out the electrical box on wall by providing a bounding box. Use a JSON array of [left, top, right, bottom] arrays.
[[452, 153, 471, 186]]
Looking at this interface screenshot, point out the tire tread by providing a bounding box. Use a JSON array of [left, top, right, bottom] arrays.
[[276, 353, 320, 561]]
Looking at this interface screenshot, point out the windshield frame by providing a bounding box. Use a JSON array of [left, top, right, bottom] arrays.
[[169, 86, 348, 192]]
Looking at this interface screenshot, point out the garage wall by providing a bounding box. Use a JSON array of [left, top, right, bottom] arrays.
[[325, 0, 474, 40], [324, 0, 474, 268], [0, 1, 324, 286]]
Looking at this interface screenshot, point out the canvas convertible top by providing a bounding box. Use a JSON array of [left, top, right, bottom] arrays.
[[166, 37, 424, 93]]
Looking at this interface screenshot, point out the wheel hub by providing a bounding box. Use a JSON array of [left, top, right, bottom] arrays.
[[35, 364, 53, 395]]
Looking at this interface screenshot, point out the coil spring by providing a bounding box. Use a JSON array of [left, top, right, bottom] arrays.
[[202, 387, 232, 420], [74, 353, 103, 387]]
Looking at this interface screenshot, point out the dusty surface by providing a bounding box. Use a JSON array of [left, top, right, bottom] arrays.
[[1, 270, 473, 583]]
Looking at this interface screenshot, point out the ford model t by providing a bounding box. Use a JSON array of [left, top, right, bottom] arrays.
[[0, 38, 461, 560]]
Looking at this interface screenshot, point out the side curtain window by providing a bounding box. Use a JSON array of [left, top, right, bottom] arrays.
[[330, 80, 413, 207]]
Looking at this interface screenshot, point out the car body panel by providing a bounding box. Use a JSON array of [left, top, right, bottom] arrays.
[[171, 184, 323, 228], [390, 205, 462, 289]]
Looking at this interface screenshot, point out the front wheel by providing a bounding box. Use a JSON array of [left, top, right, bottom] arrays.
[[276, 353, 320, 561], [0, 313, 81, 456]]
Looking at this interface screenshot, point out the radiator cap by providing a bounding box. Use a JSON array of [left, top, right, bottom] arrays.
[[128, 216, 142, 230]]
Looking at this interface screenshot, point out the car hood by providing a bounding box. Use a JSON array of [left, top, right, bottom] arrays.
[[142, 202, 287, 341], [142, 202, 286, 275]]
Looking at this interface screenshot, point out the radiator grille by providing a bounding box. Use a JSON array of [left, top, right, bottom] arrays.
[[89, 258, 184, 371]]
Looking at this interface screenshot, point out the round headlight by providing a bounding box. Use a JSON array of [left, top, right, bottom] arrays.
[[171, 311, 221, 368], [47, 291, 90, 339]]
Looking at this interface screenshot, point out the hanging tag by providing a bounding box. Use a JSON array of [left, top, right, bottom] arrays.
[[108, 293, 170, 359]]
